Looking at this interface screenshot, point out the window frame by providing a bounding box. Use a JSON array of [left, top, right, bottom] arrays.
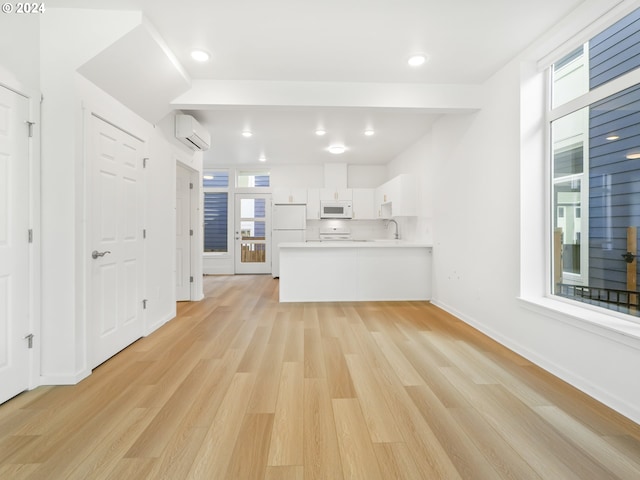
[[203, 169, 231, 256], [545, 9, 640, 323]]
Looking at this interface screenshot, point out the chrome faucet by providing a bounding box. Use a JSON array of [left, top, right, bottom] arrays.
[[386, 219, 399, 239]]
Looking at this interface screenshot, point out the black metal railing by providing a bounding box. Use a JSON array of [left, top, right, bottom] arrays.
[[556, 283, 640, 311]]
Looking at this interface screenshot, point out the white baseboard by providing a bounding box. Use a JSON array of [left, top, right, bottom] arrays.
[[145, 310, 176, 336], [431, 299, 640, 425], [39, 368, 91, 386]]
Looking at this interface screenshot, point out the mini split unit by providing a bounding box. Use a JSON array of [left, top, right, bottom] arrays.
[[175, 114, 211, 151]]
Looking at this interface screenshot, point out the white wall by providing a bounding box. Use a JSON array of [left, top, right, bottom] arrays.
[[387, 131, 436, 243], [38, 9, 198, 383], [270, 164, 324, 187], [348, 165, 387, 188], [0, 14, 39, 93], [387, 36, 640, 422]]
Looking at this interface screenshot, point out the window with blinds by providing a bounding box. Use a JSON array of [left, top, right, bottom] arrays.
[[203, 171, 229, 253]]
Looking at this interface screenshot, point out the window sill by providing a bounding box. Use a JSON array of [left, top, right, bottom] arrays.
[[518, 296, 640, 350]]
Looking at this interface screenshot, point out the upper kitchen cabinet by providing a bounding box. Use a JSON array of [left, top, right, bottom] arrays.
[[376, 174, 418, 218], [351, 188, 376, 219], [307, 188, 320, 219], [273, 187, 308, 204], [320, 188, 353, 201]]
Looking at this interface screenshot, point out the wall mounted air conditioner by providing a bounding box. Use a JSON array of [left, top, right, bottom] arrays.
[[175, 114, 211, 151]]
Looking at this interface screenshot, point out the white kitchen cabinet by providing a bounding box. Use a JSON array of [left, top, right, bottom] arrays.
[[375, 174, 417, 218], [279, 242, 432, 302], [351, 188, 375, 219], [273, 187, 307, 204], [306, 188, 321, 219], [320, 188, 352, 201]]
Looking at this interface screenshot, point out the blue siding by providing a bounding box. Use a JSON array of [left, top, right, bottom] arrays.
[[590, 8, 640, 89], [589, 83, 640, 289]]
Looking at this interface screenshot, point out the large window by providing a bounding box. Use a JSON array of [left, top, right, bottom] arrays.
[[203, 170, 229, 253], [550, 8, 640, 316]]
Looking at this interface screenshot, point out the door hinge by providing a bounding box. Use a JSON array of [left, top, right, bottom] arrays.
[[24, 333, 34, 349], [25, 121, 35, 138], [143, 229, 147, 239], [190, 229, 193, 236], [189, 182, 194, 189], [190, 276, 194, 283], [142, 299, 148, 309], [28, 229, 33, 243], [143, 157, 149, 168]]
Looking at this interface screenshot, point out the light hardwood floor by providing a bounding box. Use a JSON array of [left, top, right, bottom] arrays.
[[1, 274, 640, 479]]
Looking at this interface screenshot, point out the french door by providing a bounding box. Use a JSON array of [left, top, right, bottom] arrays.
[[234, 193, 271, 274]]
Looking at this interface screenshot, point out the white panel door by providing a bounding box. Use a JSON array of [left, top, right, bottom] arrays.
[[235, 193, 272, 274], [176, 164, 191, 301], [90, 115, 144, 368], [0, 86, 30, 403]]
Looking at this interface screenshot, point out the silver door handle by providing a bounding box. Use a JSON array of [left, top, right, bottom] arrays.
[[92, 250, 111, 259]]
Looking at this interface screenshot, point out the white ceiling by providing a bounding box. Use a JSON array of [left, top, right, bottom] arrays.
[[51, 0, 586, 166]]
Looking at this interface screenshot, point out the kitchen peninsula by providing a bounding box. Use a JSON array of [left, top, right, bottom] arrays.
[[278, 240, 432, 302]]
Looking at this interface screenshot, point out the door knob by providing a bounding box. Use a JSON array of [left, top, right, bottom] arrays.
[[92, 250, 111, 259]]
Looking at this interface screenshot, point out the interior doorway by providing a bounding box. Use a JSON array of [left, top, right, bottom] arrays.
[[176, 163, 198, 301]]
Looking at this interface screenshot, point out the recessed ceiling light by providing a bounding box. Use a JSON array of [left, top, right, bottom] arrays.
[[328, 145, 346, 154], [407, 54, 428, 67], [315, 129, 326, 136], [191, 50, 210, 62], [626, 152, 640, 159], [259, 156, 267, 162], [242, 131, 253, 138], [364, 129, 375, 136], [607, 135, 620, 141]]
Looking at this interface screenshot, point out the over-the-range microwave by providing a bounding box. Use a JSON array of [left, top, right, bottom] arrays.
[[320, 201, 353, 219]]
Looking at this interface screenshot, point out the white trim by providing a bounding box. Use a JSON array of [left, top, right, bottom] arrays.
[[535, 0, 640, 69], [519, 296, 640, 347], [0, 78, 43, 392], [143, 310, 176, 336], [40, 369, 91, 386], [432, 299, 640, 425], [548, 67, 640, 122]]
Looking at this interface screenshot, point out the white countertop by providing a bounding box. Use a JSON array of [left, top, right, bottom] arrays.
[[279, 240, 433, 248]]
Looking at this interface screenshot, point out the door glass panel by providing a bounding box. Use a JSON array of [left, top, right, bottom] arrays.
[[235, 193, 271, 274], [240, 243, 266, 263], [240, 221, 266, 241]]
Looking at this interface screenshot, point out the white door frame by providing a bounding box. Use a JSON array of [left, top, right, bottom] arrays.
[[0, 81, 40, 399], [85, 111, 146, 370], [176, 162, 199, 301]]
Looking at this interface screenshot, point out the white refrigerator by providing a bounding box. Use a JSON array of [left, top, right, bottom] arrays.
[[272, 204, 306, 278]]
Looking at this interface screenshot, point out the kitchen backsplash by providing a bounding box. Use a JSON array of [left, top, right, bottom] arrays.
[[306, 217, 433, 243]]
